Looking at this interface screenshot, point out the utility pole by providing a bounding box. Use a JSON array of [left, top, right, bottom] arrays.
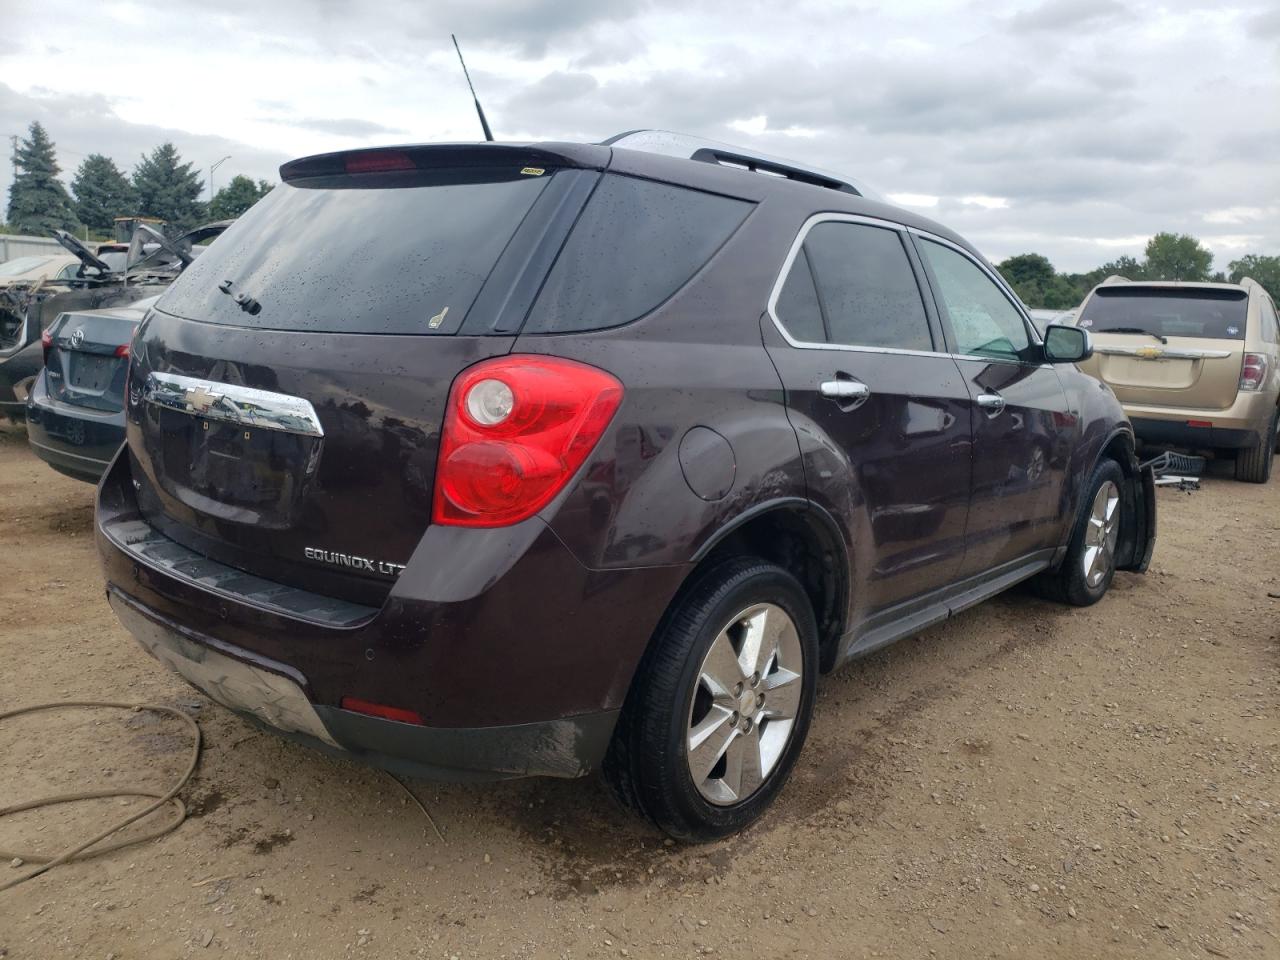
[[210, 155, 231, 205], [6, 135, 17, 224]]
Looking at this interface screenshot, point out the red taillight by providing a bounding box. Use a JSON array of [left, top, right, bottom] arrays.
[[114, 343, 130, 359], [339, 696, 424, 725], [432, 355, 624, 527], [40, 328, 52, 364], [1240, 353, 1268, 391], [344, 150, 415, 174]]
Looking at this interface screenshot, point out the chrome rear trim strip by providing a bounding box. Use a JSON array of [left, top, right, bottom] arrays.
[[1094, 346, 1233, 360], [144, 371, 324, 437]]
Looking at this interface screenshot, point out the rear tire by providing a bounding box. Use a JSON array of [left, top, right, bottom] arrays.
[[604, 558, 818, 841], [1034, 458, 1125, 607], [1235, 410, 1278, 483]]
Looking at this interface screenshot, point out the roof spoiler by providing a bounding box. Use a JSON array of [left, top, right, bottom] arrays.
[[280, 143, 610, 182]]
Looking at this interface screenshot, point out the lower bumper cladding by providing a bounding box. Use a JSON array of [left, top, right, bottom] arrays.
[[107, 587, 619, 781]]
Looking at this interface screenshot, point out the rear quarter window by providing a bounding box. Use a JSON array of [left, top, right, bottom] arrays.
[[523, 174, 752, 334]]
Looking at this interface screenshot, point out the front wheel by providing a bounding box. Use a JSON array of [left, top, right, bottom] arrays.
[[604, 559, 818, 841], [1035, 458, 1125, 606]]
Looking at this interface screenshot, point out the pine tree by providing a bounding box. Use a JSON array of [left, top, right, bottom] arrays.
[[71, 154, 137, 234], [132, 143, 205, 229], [5, 121, 76, 234], [208, 175, 273, 220]]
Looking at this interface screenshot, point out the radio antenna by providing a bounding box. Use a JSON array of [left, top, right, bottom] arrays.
[[451, 34, 495, 142]]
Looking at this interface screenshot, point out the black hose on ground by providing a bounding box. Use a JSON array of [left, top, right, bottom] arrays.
[[0, 701, 201, 892]]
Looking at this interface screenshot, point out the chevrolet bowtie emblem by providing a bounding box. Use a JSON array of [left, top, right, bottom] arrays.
[[1134, 346, 1164, 359], [186, 386, 223, 413]]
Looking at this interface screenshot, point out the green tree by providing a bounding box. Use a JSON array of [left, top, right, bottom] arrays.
[[1075, 255, 1145, 297], [1041, 274, 1087, 310], [132, 143, 205, 229], [1227, 254, 1280, 297], [1143, 232, 1213, 281], [208, 175, 272, 220], [71, 154, 137, 234], [5, 121, 76, 234], [997, 253, 1055, 289], [997, 253, 1057, 307]]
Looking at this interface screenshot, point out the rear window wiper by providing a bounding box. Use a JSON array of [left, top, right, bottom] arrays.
[[1101, 326, 1167, 344]]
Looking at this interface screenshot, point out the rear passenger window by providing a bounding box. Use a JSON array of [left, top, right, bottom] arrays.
[[918, 239, 1032, 361], [773, 220, 933, 351], [524, 174, 751, 333]]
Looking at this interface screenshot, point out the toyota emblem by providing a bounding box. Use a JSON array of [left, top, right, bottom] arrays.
[[69, 327, 85, 349]]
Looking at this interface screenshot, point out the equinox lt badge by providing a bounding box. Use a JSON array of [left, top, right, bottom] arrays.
[[304, 547, 406, 577]]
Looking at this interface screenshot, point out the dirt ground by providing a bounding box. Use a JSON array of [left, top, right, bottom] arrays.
[[1, 420, 1276, 960]]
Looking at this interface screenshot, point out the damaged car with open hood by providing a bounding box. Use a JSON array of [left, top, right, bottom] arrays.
[[1, 222, 230, 426], [21, 221, 232, 480]]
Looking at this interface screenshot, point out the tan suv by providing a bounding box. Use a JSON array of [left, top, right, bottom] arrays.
[[1073, 276, 1280, 482]]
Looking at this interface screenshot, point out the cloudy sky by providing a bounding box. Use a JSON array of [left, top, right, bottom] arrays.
[[2, 0, 1277, 272]]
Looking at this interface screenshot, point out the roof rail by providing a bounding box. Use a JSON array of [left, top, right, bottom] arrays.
[[602, 129, 877, 199]]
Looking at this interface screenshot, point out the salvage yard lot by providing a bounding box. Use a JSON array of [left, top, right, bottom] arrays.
[[1, 420, 1276, 960]]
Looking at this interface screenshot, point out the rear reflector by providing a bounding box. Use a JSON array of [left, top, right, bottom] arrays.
[[41, 328, 52, 365], [339, 696, 424, 725], [344, 150, 415, 174], [1186, 420, 1212, 428]]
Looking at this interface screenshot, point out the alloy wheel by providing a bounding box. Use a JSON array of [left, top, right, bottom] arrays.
[[1082, 480, 1121, 588], [685, 603, 803, 806]]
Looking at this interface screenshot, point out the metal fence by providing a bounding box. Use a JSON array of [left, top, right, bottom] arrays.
[[0, 234, 65, 263]]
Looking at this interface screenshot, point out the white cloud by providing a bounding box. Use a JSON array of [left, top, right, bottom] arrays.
[[960, 195, 1009, 210], [1204, 206, 1276, 225], [729, 115, 769, 136], [888, 193, 940, 208], [0, 0, 1276, 272]]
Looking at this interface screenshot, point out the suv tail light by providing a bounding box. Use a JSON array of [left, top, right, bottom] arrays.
[[1240, 353, 1268, 391], [40, 328, 52, 365], [433, 355, 624, 527]]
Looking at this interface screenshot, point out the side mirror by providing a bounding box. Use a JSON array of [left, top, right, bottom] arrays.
[[1043, 323, 1092, 364]]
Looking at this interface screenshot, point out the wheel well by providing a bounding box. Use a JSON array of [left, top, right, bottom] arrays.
[[693, 507, 846, 673], [1101, 431, 1137, 476], [1098, 430, 1147, 569]]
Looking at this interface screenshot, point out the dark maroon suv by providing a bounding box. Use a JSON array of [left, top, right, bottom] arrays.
[[96, 131, 1155, 839]]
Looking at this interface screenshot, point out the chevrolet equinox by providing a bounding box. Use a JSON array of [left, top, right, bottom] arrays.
[[96, 131, 1156, 839]]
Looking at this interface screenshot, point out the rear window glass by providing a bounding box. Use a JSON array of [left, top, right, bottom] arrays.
[[524, 174, 751, 333], [1079, 287, 1248, 340], [157, 167, 552, 334]]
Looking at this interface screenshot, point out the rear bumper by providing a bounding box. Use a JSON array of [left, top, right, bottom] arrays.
[[25, 372, 124, 482], [1124, 391, 1274, 451], [109, 588, 618, 780], [1130, 417, 1261, 451], [96, 448, 687, 779]]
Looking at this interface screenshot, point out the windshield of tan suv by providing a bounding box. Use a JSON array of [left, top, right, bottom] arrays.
[[1079, 287, 1248, 340], [157, 167, 552, 334]]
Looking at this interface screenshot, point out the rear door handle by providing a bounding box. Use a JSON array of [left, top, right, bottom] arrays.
[[819, 379, 871, 410], [976, 392, 1006, 416]]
